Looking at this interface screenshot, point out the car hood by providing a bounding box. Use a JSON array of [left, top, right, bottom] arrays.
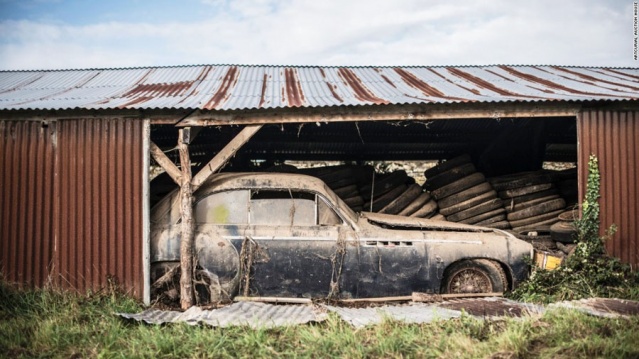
[[360, 212, 496, 233]]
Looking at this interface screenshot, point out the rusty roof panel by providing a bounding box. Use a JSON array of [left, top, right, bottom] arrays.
[[550, 298, 639, 318], [0, 65, 638, 111]]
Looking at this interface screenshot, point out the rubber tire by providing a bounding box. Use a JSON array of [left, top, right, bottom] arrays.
[[484, 221, 511, 230], [501, 188, 560, 206], [474, 213, 507, 226], [333, 184, 359, 198], [441, 259, 507, 294], [424, 154, 472, 178], [490, 171, 554, 191], [504, 195, 561, 213], [498, 183, 554, 199], [380, 184, 423, 215], [511, 217, 560, 232], [410, 199, 438, 218], [424, 163, 477, 191], [432, 173, 486, 200], [439, 190, 498, 216], [361, 170, 409, 201], [558, 209, 579, 222], [550, 221, 578, 243], [507, 198, 566, 221], [446, 198, 503, 222], [508, 208, 565, 228], [460, 208, 506, 225], [398, 192, 432, 216], [343, 195, 365, 207], [438, 182, 494, 209], [368, 184, 407, 212]]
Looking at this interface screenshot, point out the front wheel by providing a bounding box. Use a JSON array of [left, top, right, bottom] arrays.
[[441, 259, 507, 294]]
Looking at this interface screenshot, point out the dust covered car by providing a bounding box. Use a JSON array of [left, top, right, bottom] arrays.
[[151, 173, 533, 301]]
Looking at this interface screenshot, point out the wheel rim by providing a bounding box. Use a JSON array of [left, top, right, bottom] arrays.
[[447, 268, 493, 293]]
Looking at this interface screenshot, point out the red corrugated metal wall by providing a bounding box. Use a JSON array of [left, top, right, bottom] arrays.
[[1, 118, 144, 298], [1, 121, 56, 286], [578, 109, 639, 269]]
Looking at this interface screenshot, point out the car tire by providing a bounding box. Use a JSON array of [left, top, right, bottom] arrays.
[[380, 184, 423, 215], [498, 183, 554, 199], [397, 192, 432, 216], [507, 198, 566, 221], [361, 170, 409, 200], [333, 184, 360, 198], [501, 188, 560, 207], [474, 213, 507, 226], [550, 221, 578, 243], [504, 194, 561, 213], [446, 198, 503, 222], [441, 259, 507, 294], [489, 171, 554, 191], [460, 207, 506, 225], [368, 184, 407, 212], [510, 217, 560, 232], [437, 182, 494, 209], [424, 154, 472, 178], [424, 163, 477, 191], [432, 172, 486, 200], [439, 190, 498, 216], [508, 208, 565, 228], [485, 221, 511, 230], [410, 198, 438, 218]]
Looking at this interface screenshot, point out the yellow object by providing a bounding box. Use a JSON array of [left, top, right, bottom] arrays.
[[534, 250, 563, 270]]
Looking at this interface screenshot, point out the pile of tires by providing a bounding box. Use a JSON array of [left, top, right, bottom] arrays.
[[489, 171, 566, 232], [423, 154, 508, 229], [554, 167, 578, 207], [550, 208, 579, 245]]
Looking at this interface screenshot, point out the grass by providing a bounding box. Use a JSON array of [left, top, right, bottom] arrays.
[[2, 281, 639, 358]]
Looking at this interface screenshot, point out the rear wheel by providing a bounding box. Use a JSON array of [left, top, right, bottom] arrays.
[[441, 259, 507, 294]]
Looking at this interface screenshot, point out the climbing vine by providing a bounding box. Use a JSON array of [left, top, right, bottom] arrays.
[[510, 155, 639, 303]]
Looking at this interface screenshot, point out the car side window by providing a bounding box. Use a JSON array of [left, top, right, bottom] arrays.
[[249, 190, 316, 226], [194, 190, 249, 224], [318, 197, 342, 226]]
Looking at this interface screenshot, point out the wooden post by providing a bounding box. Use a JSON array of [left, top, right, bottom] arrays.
[[178, 129, 195, 309]]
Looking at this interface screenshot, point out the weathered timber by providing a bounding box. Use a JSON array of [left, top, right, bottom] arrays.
[[149, 141, 182, 184], [337, 292, 504, 304], [234, 296, 313, 304], [178, 129, 195, 309]]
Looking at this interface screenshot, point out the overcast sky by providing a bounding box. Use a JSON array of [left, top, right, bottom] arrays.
[[0, 0, 634, 70]]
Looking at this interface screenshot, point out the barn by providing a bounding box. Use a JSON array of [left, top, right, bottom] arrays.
[[1, 64, 638, 303]]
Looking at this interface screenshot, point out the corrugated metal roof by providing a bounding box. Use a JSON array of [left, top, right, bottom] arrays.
[[1, 65, 638, 111]]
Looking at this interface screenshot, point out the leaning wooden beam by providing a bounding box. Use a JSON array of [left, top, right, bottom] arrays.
[[191, 124, 262, 192], [149, 141, 182, 185], [178, 129, 195, 309], [234, 296, 313, 304]]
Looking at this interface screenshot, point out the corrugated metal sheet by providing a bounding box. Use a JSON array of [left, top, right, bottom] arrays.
[[0, 121, 56, 286], [550, 298, 639, 318], [1, 65, 638, 111], [119, 302, 327, 328], [55, 118, 144, 296], [578, 110, 639, 269], [323, 303, 462, 328], [0, 119, 144, 297]]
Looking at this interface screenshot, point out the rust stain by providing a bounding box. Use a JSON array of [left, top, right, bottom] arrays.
[[447, 67, 520, 96], [599, 68, 639, 81], [499, 66, 627, 98], [122, 81, 193, 98], [327, 83, 343, 103], [484, 69, 515, 82], [179, 66, 213, 102], [118, 96, 154, 109], [284, 68, 306, 107], [318, 68, 326, 78], [337, 68, 389, 104], [551, 66, 639, 92], [427, 69, 480, 95], [394, 68, 468, 101], [204, 66, 240, 110], [380, 74, 397, 88], [9, 71, 103, 107], [258, 73, 268, 108], [0, 73, 45, 95]]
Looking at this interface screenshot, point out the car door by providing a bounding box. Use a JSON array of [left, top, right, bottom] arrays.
[[242, 189, 356, 298]]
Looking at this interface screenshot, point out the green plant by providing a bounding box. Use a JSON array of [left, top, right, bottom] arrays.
[[510, 155, 639, 303]]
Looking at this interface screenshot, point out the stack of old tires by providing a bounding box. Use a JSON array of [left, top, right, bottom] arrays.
[[423, 155, 508, 229], [489, 171, 566, 232], [298, 165, 375, 213]]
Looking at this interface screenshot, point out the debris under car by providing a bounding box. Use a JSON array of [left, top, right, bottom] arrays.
[[150, 170, 534, 305]]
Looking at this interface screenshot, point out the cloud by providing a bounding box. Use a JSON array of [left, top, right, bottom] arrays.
[[0, 0, 634, 70]]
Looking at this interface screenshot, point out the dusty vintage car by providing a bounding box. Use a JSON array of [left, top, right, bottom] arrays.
[[151, 172, 533, 301]]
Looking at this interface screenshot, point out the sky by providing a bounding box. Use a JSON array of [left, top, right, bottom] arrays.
[[0, 0, 635, 70]]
